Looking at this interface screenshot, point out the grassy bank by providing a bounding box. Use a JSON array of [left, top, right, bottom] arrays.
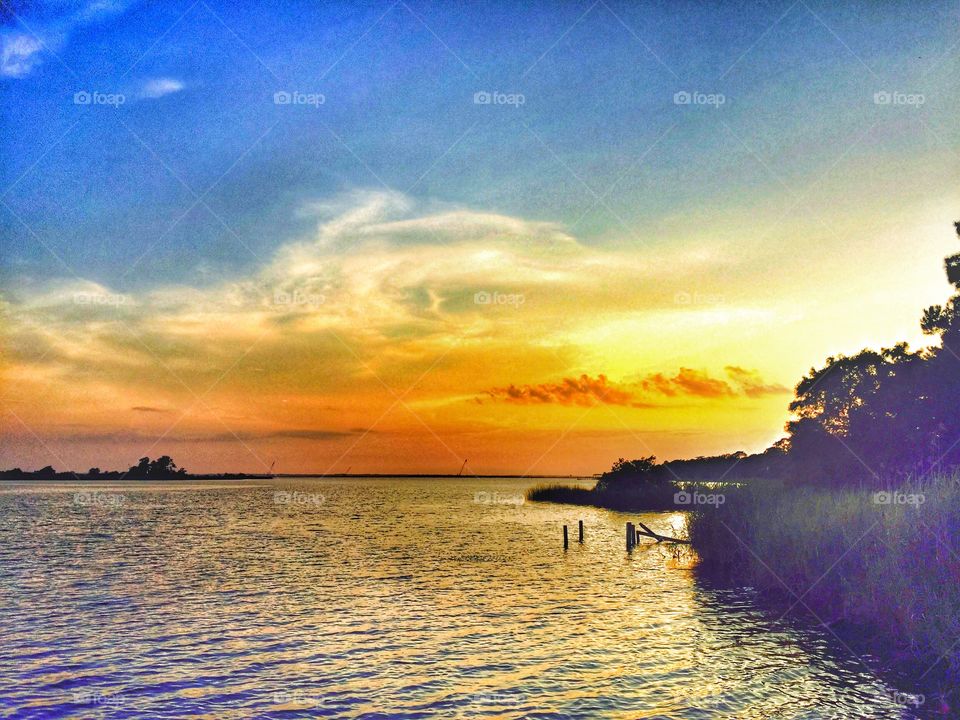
[[688, 474, 960, 687]]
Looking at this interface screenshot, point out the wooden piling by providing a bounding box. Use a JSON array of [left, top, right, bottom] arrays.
[[626, 522, 634, 550], [578, 519, 584, 543], [563, 524, 569, 549]]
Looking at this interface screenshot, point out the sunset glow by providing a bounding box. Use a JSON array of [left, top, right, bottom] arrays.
[[2, 1, 956, 474]]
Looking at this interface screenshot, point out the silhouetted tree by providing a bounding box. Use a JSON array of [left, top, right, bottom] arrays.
[[127, 457, 151, 479], [148, 455, 186, 478], [601, 220, 960, 488], [781, 220, 960, 484], [125, 456, 187, 479], [595, 456, 660, 490]]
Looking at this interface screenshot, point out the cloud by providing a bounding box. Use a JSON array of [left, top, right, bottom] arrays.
[[1, 33, 46, 78], [724, 365, 790, 397], [487, 374, 644, 407], [139, 77, 184, 99], [75, 1, 138, 23], [0, 192, 728, 382], [269, 428, 369, 440], [487, 367, 789, 407], [1, 190, 763, 445], [639, 368, 735, 398], [131, 406, 170, 413], [50, 429, 166, 443], [637, 366, 789, 399], [202, 429, 364, 442], [49, 428, 364, 443], [0, 1, 136, 78]]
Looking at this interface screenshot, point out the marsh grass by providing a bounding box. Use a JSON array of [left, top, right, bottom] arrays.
[[688, 474, 960, 682], [526, 481, 678, 511], [530, 472, 960, 696]]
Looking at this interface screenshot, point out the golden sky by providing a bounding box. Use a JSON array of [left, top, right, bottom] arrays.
[[3, 188, 956, 475], [2, 0, 957, 474]]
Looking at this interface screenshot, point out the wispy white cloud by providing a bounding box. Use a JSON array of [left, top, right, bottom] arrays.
[[0, 0, 137, 78], [139, 77, 184, 99], [3, 190, 734, 346], [75, 1, 139, 24], [1, 33, 48, 78]]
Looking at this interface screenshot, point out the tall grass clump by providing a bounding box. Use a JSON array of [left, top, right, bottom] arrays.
[[526, 480, 678, 511], [526, 484, 597, 505], [689, 474, 960, 678], [527, 456, 686, 510]]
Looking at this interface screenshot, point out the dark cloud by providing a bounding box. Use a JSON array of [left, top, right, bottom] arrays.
[[202, 429, 362, 442], [639, 368, 734, 398], [47, 428, 366, 443], [53, 430, 162, 443], [637, 367, 789, 399], [487, 374, 647, 407], [487, 367, 789, 406]]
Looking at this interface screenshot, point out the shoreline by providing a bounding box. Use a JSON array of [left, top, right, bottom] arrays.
[[529, 475, 959, 713]]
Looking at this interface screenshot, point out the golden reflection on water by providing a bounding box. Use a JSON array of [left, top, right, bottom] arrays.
[[0, 478, 923, 719]]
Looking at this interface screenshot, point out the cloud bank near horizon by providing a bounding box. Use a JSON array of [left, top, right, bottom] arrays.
[[1, 190, 798, 472]]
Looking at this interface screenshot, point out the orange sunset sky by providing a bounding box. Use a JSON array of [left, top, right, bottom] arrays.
[[4, 189, 956, 474], [2, 1, 957, 474]]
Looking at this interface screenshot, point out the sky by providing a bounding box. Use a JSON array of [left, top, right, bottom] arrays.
[[1, 0, 958, 475]]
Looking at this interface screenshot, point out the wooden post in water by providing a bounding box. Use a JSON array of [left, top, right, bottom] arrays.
[[626, 522, 634, 550], [578, 519, 584, 543], [563, 524, 569, 549]]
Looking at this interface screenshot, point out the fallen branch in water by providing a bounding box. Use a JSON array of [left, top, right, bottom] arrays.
[[636, 521, 690, 544]]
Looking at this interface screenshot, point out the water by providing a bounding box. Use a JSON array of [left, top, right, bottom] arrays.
[[0, 477, 929, 719]]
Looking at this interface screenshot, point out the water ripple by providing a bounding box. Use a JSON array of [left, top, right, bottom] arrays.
[[0, 478, 928, 719]]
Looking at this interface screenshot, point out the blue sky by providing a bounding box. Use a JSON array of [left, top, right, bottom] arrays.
[[3, 0, 955, 290]]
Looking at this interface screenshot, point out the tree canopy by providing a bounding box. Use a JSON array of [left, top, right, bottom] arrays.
[[605, 220, 960, 488]]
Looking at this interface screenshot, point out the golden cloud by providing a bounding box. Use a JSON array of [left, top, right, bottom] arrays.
[[486, 367, 789, 407], [487, 374, 646, 407]]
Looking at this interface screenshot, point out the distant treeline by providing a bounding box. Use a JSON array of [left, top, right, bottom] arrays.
[[595, 450, 785, 487], [0, 456, 270, 481]]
